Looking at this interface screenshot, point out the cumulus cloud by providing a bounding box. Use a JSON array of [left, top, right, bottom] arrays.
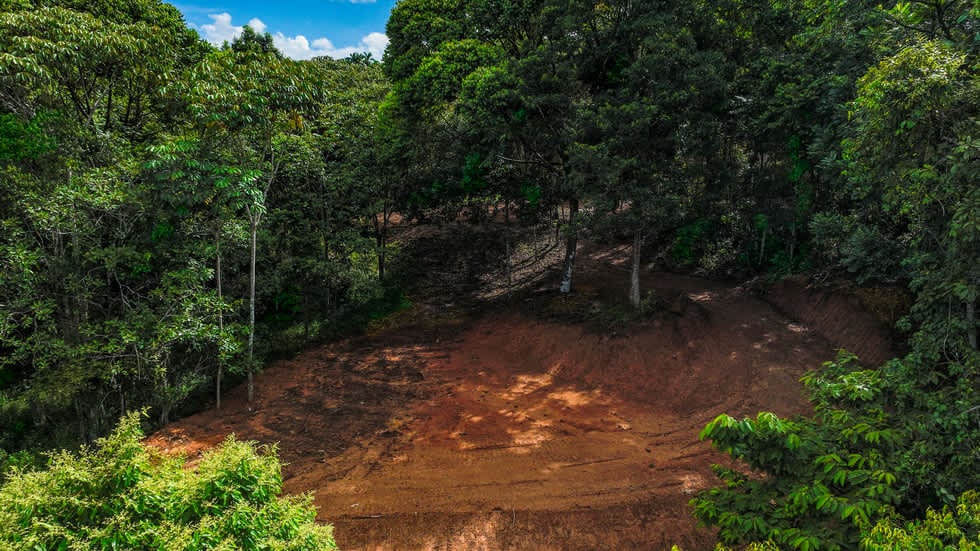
[[198, 12, 388, 60], [247, 18, 267, 34], [200, 12, 239, 45], [274, 31, 389, 60]]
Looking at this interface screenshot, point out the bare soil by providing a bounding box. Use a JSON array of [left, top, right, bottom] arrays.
[[148, 227, 894, 551]]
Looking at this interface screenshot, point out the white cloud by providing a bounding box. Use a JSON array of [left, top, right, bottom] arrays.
[[361, 32, 390, 55], [200, 12, 240, 45], [274, 31, 389, 60], [198, 12, 388, 61], [173, 3, 228, 15], [247, 18, 267, 34]]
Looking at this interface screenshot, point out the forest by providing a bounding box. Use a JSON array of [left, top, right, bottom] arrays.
[[0, 0, 978, 548]]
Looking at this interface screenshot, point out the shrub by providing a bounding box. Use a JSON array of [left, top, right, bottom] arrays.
[[0, 412, 337, 550], [863, 491, 980, 550]]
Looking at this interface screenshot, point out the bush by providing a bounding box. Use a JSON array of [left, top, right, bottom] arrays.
[[693, 347, 980, 550], [863, 491, 980, 550], [809, 213, 906, 284], [0, 412, 338, 550]]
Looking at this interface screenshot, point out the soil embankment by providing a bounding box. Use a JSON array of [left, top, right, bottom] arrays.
[[766, 276, 898, 367], [149, 240, 895, 550]]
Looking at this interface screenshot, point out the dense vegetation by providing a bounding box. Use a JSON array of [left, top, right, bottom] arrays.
[[1, 0, 978, 548], [381, 0, 980, 547], [0, 413, 337, 549], [0, 0, 394, 453]]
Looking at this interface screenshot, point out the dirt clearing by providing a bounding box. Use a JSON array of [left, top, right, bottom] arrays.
[[148, 239, 894, 550]]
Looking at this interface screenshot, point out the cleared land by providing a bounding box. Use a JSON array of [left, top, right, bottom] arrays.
[[149, 226, 893, 550]]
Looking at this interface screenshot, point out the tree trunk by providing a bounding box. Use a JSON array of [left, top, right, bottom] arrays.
[[968, 300, 977, 351], [247, 214, 258, 403], [630, 231, 643, 309], [215, 232, 223, 410], [758, 226, 768, 267], [377, 232, 386, 281], [789, 222, 797, 265], [554, 205, 561, 245], [378, 218, 387, 281], [374, 202, 391, 281], [244, 152, 279, 404], [505, 239, 512, 291], [559, 199, 579, 294], [75, 399, 86, 443]]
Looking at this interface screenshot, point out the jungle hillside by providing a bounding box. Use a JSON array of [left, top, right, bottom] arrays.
[[1, 0, 979, 549]]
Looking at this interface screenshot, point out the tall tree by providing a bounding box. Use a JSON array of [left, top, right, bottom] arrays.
[[179, 49, 324, 402], [577, 0, 730, 306], [0, 0, 214, 443], [384, 0, 591, 292], [231, 24, 280, 57]]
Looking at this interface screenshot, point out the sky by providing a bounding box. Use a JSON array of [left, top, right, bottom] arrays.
[[173, 1, 398, 60]]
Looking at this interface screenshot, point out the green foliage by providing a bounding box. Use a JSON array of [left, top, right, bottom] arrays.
[[0, 2, 206, 144], [0, 449, 37, 483], [671, 541, 781, 551], [695, 3, 980, 547], [461, 151, 487, 193], [518, 182, 541, 203], [0, 0, 220, 446], [399, 39, 504, 111], [382, 0, 471, 81], [0, 0, 405, 450], [695, 342, 980, 549], [809, 213, 905, 284], [672, 219, 716, 267], [693, 352, 903, 550], [863, 491, 980, 550], [3, 4, 979, 551], [0, 113, 54, 161], [0, 413, 337, 550], [231, 24, 280, 58]]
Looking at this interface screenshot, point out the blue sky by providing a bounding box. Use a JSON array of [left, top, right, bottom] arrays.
[[173, 1, 398, 60]]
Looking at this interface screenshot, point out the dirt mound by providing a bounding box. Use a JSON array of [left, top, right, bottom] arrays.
[[148, 242, 896, 550]]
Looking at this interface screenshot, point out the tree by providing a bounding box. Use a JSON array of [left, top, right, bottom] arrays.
[[0, 2, 206, 136], [179, 49, 325, 402], [231, 24, 281, 57], [0, 1, 217, 444], [382, 0, 473, 82], [0, 413, 337, 549], [692, 4, 980, 546], [1, 0, 395, 449], [312, 57, 395, 281], [383, 0, 591, 292], [693, 353, 903, 550], [846, 37, 980, 358], [145, 138, 248, 412], [575, 0, 730, 307]]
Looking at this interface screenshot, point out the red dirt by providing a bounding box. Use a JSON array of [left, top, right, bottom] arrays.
[[765, 276, 899, 367], [148, 242, 895, 551]]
